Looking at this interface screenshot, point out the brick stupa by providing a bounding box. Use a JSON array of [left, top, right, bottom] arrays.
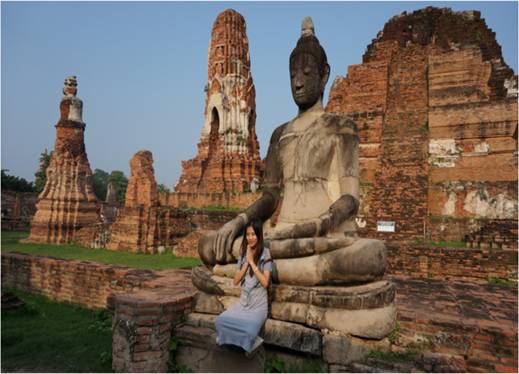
[[175, 9, 262, 193], [327, 7, 518, 244], [107, 150, 159, 252], [28, 76, 99, 243]]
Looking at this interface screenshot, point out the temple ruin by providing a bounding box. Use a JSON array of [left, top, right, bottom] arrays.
[[327, 7, 518, 246], [175, 9, 262, 193], [28, 76, 99, 243]]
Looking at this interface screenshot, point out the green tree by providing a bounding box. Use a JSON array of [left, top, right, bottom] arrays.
[[91, 169, 128, 205], [108, 170, 128, 206], [34, 149, 53, 193], [1, 169, 35, 192], [92, 169, 109, 201], [157, 183, 170, 194]]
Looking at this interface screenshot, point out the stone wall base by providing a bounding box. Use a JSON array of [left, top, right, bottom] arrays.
[[175, 311, 485, 372], [174, 312, 395, 372], [109, 292, 193, 373]]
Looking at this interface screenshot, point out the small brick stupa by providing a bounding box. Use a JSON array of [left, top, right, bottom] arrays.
[[28, 76, 99, 243], [107, 150, 160, 253], [175, 9, 262, 193], [327, 7, 517, 244]]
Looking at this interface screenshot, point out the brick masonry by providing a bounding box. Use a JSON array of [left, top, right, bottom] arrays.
[[386, 243, 518, 283], [1, 252, 195, 373], [1, 191, 38, 231], [102, 149, 252, 254], [2, 252, 516, 372], [28, 77, 99, 244], [327, 7, 518, 243], [1, 252, 182, 309], [175, 9, 263, 193], [159, 191, 260, 210], [393, 277, 517, 373]]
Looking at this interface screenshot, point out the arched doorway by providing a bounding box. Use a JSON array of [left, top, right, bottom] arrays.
[[208, 107, 220, 157]]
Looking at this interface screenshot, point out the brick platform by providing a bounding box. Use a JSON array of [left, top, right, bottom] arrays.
[[1, 252, 194, 310], [108, 281, 194, 372], [387, 243, 518, 283], [394, 277, 518, 373], [3, 252, 516, 372]]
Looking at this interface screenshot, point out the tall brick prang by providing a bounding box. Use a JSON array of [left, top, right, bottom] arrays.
[[327, 7, 518, 243], [175, 9, 262, 193], [28, 76, 99, 243]]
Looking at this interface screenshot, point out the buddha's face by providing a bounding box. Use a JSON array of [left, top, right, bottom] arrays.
[[290, 53, 326, 110]]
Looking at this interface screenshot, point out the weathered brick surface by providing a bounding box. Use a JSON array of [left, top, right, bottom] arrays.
[[1, 252, 160, 309], [159, 191, 259, 209], [28, 77, 99, 243], [4, 251, 516, 372], [105, 151, 200, 254], [327, 7, 517, 243], [393, 277, 517, 373], [386, 243, 518, 283], [176, 9, 262, 193], [107, 151, 159, 253], [110, 289, 193, 373], [1, 191, 37, 231], [426, 216, 518, 248], [1, 251, 195, 373]]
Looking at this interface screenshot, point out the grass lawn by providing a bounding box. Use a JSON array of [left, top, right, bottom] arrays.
[[1, 231, 201, 270], [1, 288, 113, 372]]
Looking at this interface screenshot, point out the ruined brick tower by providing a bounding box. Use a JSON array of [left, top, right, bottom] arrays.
[[175, 9, 262, 193], [327, 7, 517, 244], [28, 76, 99, 243]]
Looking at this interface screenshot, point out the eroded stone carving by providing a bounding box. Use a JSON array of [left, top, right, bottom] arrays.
[[194, 17, 395, 339]]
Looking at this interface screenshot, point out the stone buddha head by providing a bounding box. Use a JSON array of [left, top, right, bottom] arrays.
[[289, 17, 330, 110]]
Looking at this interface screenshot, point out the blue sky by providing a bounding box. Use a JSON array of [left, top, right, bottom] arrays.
[[2, 1, 517, 189]]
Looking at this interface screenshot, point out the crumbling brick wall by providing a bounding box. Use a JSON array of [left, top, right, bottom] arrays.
[[327, 7, 517, 244], [1, 191, 37, 231]]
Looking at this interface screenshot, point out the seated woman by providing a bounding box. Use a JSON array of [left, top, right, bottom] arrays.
[[214, 220, 272, 355]]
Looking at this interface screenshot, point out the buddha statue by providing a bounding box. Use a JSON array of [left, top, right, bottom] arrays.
[[198, 17, 386, 287]]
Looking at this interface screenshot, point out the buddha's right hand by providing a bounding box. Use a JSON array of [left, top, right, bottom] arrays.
[[214, 213, 247, 263]]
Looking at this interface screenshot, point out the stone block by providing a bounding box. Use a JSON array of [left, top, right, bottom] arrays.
[[175, 324, 265, 372], [181, 312, 321, 355], [323, 332, 390, 365], [264, 319, 322, 356]]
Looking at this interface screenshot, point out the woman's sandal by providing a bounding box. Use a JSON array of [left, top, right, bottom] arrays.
[[245, 336, 264, 358]]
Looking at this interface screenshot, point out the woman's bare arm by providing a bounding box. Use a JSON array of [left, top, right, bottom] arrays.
[[251, 266, 271, 289], [233, 261, 250, 286]]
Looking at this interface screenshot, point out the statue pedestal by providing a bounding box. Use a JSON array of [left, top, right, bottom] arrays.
[[175, 322, 265, 373], [174, 311, 393, 372], [193, 271, 397, 339]]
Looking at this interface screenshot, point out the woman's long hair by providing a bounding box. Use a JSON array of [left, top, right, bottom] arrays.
[[240, 219, 264, 276]]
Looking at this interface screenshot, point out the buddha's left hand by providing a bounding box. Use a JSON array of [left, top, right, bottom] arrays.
[[264, 194, 358, 240]]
